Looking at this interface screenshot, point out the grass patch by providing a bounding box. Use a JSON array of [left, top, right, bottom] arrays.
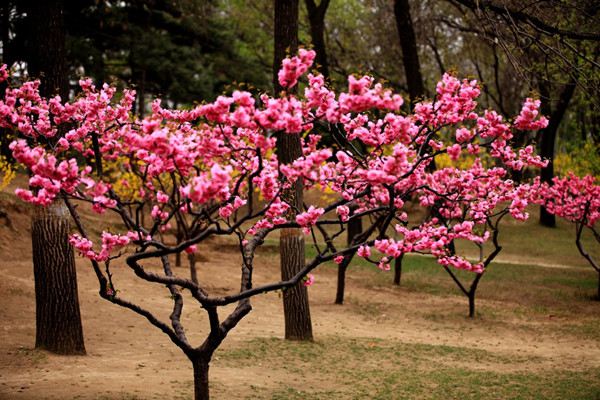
[[218, 336, 599, 400]]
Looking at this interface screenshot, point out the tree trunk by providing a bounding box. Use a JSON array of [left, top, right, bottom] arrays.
[[468, 292, 475, 318], [335, 261, 347, 305], [281, 231, 313, 340], [24, 0, 86, 355], [393, 254, 404, 286], [274, 0, 299, 94], [23, 0, 68, 99], [538, 80, 576, 227], [189, 253, 198, 284], [175, 224, 183, 267], [138, 68, 146, 118], [0, 1, 13, 160], [394, 0, 425, 104], [335, 213, 362, 304], [32, 202, 85, 354], [274, 0, 313, 341], [305, 0, 330, 79], [192, 357, 210, 400], [394, 0, 434, 172]]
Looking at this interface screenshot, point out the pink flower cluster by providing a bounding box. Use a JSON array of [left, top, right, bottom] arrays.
[[514, 98, 549, 131], [70, 232, 130, 262], [1, 49, 554, 280], [278, 49, 316, 89], [534, 174, 600, 226], [296, 206, 325, 234]]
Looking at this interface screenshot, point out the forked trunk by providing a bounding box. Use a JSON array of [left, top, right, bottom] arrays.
[[192, 357, 210, 400]]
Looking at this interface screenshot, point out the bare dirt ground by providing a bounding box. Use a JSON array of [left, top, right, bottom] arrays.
[[0, 190, 599, 399]]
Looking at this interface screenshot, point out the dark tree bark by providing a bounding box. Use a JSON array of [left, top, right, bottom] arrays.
[[335, 212, 362, 304], [305, 0, 330, 79], [31, 203, 85, 354], [394, 0, 428, 281], [189, 252, 198, 284], [274, 0, 313, 341], [23, 0, 68, 99], [393, 253, 404, 285], [1, 1, 14, 161], [138, 68, 146, 118], [394, 0, 425, 104], [538, 80, 577, 227], [191, 357, 210, 400], [23, 0, 86, 355]]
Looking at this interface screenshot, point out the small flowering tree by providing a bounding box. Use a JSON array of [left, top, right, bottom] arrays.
[[0, 53, 548, 398], [535, 174, 600, 297], [346, 92, 548, 317]]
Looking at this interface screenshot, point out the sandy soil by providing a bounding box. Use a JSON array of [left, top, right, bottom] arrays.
[[0, 194, 599, 400]]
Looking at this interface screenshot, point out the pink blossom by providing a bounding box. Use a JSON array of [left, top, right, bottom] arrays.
[[303, 273, 315, 287]]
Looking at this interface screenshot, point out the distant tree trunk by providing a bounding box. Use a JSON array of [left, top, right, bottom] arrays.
[[175, 223, 183, 267], [32, 202, 85, 354], [0, 1, 13, 160], [23, 0, 86, 355], [393, 253, 404, 285], [138, 68, 146, 118], [274, 0, 313, 341], [538, 80, 576, 227], [394, 0, 425, 104], [394, 1, 426, 277], [305, 0, 330, 79], [189, 252, 198, 284], [335, 212, 362, 304]]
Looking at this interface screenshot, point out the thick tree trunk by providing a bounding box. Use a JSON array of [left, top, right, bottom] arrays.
[[274, 0, 299, 94], [274, 0, 313, 341], [281, 230, 313, 340], [394, 0, 425, 104], [23, 0, 68, 99], [192, 357, 210, 400], [32, 202, 85, 354], [305, 0, 330, 79], [24, 0, 86, 355], [538, 80, 576, 227]]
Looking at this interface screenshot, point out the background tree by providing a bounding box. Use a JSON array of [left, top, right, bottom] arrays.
[[305, 0, 331, 79], [20, 0, 86, 355], [273, 0, 313, 341], [443, 0, 600, 225]]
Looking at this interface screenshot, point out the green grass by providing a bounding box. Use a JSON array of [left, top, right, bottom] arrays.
[[217, 337, 600, 400]]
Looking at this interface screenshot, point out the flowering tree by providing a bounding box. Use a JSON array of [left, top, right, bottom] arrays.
[[0, 52, 548, 399], [535, 174, 600, 297]]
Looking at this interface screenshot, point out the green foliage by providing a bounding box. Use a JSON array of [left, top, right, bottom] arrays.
[[555, 140, 600, 179], [63, 0, 269, 105]]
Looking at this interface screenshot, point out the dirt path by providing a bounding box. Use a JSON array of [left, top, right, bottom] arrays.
[[0, 196, 599, 399], [1, 242, 599, 400]]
